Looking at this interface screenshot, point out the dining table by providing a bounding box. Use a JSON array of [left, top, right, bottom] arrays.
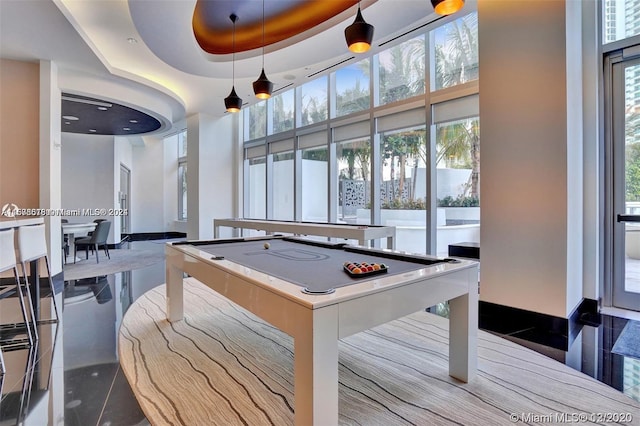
[[62, 222, 97, 263]]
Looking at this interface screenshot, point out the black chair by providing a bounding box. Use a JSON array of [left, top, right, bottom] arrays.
[[61, 219, 69, 264], [74, 221, 111, 263], [82, 218, 106, 240]]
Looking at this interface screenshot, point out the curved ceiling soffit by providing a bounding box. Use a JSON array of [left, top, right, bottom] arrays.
[[61, 92, 169, 136], [53, 0, 186, 120], [192, 0, 359, 54], [129, 0, 379, 79]]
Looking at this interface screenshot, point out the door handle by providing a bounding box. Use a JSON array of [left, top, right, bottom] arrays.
[[617, 214, 640, 222]]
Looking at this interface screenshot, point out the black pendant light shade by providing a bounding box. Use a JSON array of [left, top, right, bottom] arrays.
[[225, 13, 242, 113], [253, 0, 273, 99], [224, 86, 243, 113], [431, 0, 465, 15], [253, 69, 273, 99], [345, 6, 374, 54]]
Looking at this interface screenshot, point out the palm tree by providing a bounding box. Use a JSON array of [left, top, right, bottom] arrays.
[[336, 79, 370, 116], [379, 36, 425, 104], [434, 14, 478, 90], [381, 129, 425, 203], [437, 119, 480, 198]]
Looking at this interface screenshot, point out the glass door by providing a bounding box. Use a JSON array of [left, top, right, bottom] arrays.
[[611, 54, 640, 311], [119, 164, 131, 234]]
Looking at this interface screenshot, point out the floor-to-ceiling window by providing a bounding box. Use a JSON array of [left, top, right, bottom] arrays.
[[603, 0, 640, 311], [240, 10, 478, 254], [379, 125, 427, 253], [430, 12, 479, 255], [435, 117, 479, 256]]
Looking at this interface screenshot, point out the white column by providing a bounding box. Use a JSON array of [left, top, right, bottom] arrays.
[[478, 0, 583, 318], [186, 113, 236, 239], [39, 60, 62, 275]]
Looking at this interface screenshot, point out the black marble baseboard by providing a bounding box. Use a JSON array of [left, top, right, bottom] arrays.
[[479, 298, 599, 351]]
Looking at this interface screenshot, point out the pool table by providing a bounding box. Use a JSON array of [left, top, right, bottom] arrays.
[[165, 236, 479, 426], [213, 217, 397, 249]]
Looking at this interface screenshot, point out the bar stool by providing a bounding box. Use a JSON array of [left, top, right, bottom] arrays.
[[0, 228, 35, 346], [17, 224, 60, 326]]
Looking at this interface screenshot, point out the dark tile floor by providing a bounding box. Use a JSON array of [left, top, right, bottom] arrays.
[[1, 240, 639, 425]]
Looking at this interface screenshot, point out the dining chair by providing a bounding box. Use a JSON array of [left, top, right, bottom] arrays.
[[74, 221, 111, 263], [61, 219, 69, 264], [0, 228, 36, 346]]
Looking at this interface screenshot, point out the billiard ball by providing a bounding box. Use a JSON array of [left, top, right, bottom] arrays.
[[264, 243, 270, 249]]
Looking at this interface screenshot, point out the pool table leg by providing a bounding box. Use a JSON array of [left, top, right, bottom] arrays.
[[294, 304, 339, 426], [448, 281, 478, 382], [166, 263, 184, 322], [387, 235, 395, 250]]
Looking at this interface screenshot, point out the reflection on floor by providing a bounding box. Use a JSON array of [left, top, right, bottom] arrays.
[[1, 239, 639, 425]]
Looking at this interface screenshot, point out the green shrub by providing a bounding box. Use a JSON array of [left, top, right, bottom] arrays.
[[381, 198, 426, 210], [437, 195, 479, 207]]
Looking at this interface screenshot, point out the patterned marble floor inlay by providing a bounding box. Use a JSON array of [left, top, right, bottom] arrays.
[[119, 278, 640, 426]]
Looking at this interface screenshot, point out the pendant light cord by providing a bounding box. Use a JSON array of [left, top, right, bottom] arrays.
[[261, 0, 265, 70], [232, 15, 236, 86]]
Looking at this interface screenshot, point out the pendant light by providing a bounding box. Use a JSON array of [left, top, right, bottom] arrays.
[[253, 0, 273, 99], [431, 0, 465, 16], [344, 0, 374, 54], [224, 14, 243, 113]]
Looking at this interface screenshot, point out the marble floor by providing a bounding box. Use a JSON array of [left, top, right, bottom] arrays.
[[1, 240, 639, 425]]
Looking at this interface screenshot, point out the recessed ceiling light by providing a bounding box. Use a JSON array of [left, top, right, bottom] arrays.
[[62, 115, 79, 121], [123, 127, 131, 131], [97, 106, 108, 111], [129, 119, 138, 123], [283, 74, 296, 81], [89, 129, 97, 133], [65, 122, 71, 125], [127, 37, 138, 44]]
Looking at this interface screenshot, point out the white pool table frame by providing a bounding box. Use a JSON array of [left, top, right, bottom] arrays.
[[214, 218, 397, 249], [165, 237, 478, 426]]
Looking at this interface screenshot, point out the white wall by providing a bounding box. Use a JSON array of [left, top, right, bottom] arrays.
[[478, 0, 583, 319], [61, 133, 116, 243], [131, 136, 167, 233]]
